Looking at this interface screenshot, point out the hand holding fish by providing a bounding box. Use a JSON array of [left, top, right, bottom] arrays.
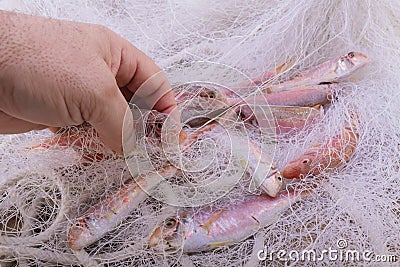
[[0, 10, 177, 154]]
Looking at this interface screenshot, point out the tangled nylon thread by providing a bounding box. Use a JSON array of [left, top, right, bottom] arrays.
[[0, 0, 399, 266]]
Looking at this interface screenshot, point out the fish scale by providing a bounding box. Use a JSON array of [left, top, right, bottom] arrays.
[[150, 190, 310, 253]]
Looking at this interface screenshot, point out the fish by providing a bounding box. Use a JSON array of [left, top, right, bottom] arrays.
[[27, 125, 101, 151], [233, 104, 322, 138], [28, 110, 188, 156], [175, 82, 233, 104], [253, 84, 337, 107], [143, 110, 188, 146], [183, 119, 283, 197], [232, 136, 283, 197], [265, 52, 369, 93], [149, 189, 310, 253], [68, 166, 178, 250], [282, 119, 359, 179], [177, 84, 233, 129], [228, 82, 338, 109], [67, 119, 231, 250]]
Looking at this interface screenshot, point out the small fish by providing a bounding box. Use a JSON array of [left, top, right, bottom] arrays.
[[184, 118, 283, 197], [143, 111, 188, 145], [282, 119, 359, 179], [261, 84, 337, 107], [26, 126, 111, 163], [68, 166, 178, 250], [178, 84, 232, 128], [28, 111, 188, 155], [235, 137, 283, 197], [227, 84, 331, 107], [265, 52, 369, 93], [234, 104, 322, 138], [149, 189, 310, 253]]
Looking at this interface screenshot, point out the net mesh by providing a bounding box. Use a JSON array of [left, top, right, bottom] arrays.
[[0, 0, 399, 266]]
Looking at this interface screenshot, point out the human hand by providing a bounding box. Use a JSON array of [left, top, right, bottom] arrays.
[[0, 10, 178, 154]]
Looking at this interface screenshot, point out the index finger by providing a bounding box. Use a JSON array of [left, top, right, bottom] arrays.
[[111, 36, 179, 119]]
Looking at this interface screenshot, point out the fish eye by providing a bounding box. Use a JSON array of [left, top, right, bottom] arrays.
[[200, 90, 216, 99], [164, 217, 177, 229], [302, 159, 310, 164], [74, 220, 88, 229], [277, 176, 283, 182], [156, 122, 163, 129], [348, 52, 354, 58], [208, 92, 216, 98]]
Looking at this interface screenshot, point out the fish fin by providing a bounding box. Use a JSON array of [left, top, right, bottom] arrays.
[[200, 208, 226, 234], [348, 77, 359, 82], [250, 215, 261, 225], [312, 104, 321, 109], [252, 60, 293, 86], [275, 59, 295, 74], [264, 87, 273, 94]]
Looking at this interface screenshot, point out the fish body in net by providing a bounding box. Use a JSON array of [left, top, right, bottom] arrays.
[[282, 118, 359, 179], [228, 83, 336, 108], [68, 166, 178, 250], [149, 189, 309, 253], [227, 83, 334, 136], [234, 104, 323, 138], [175, 83, 232, 104], [265, 51, 369, 93], [231, 136, 283, 197], [190, 121, 283, 198], [176, 86, 283, 197]]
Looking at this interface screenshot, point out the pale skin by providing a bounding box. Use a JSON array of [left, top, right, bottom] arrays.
[[0, 10, 178, 154]]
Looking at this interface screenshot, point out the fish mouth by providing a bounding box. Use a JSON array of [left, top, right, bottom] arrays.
[[282, 163, 301, 179], [261, 182, 280, 197], [347, 51, 369, 68], [68, 222, 92, 250], [260, 172, 283, 197], [149, 234, 183, 254], [149, 219, 184, 254]]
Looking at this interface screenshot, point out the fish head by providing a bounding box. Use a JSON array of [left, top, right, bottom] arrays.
[[260, 168, 283, 197], [149, 216, 184, 254], [193, 84, 229, 103], [145, 112, 168, 139], [146, 112, 187, 145], [68, 219, 93, 250], [282, 156, 313, 179], [176, 83, 228, 104], [198, 87, 219, 100], [336, 52, 369, 78]]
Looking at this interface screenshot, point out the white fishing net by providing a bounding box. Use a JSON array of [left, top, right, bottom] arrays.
[[1, 0, 399, 266]]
